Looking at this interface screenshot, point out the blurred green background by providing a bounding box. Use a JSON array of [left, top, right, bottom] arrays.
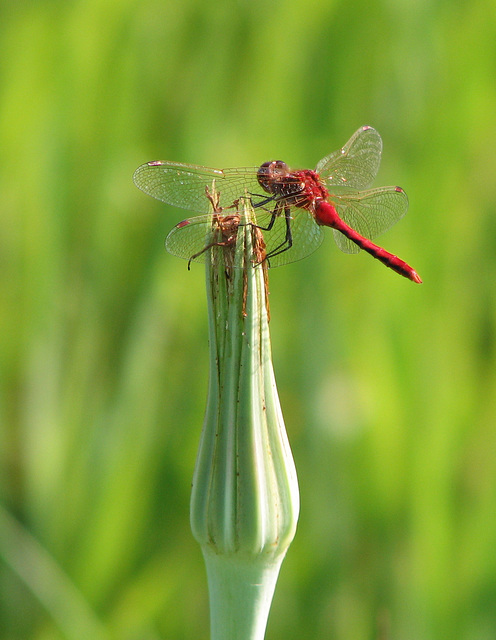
[[1, 0, 496, 638]]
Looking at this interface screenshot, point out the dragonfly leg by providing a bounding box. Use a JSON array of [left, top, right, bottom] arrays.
[[250, 192, 277, 209], [237, 200, 285, 264], [255, 205, 293, 265], [187, 239, 237, 270], [264, 207, 293, 261], [250, 200, 283, 233]]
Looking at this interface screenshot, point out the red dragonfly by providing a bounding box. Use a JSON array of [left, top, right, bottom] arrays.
[[133, 126, 421, 283]]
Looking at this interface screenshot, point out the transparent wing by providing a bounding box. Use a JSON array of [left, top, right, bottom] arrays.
[[133, 162, 262, 214], [315, 126, 383, 190], [165, 209, 324, 268], [261, 209, 324, 267], [166, 214, 226, 264], [331, 186, 409, 254]]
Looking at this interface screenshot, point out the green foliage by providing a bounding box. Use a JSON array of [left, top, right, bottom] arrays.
[[1, 0, 496, 638]]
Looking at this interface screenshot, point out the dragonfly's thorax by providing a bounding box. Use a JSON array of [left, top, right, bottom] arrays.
[[291, 170, 330, 210], [257, 162, 329, 210]]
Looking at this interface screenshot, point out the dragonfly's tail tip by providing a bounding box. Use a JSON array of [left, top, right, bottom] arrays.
[[411, 270, 422, 284]]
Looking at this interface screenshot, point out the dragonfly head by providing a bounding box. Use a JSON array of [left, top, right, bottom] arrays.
[[257, 160, 290, 195]]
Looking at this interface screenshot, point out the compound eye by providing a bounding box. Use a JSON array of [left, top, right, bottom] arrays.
[[257, 160, 289, 192], [257, 161, 272, 180], [271, 160, 288, 176]]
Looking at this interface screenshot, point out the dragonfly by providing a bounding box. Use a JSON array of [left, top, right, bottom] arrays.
[[133, 126, 421, 283]]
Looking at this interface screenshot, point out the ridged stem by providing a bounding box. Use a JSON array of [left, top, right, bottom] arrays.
[[190, 201, 299, 640]]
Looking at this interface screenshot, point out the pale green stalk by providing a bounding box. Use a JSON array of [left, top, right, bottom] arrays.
[[190, 200, 299, 640]]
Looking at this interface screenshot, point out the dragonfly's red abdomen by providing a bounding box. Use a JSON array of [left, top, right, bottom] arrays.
[[311, 199, 341, 227], [314, 201, 422, 283]]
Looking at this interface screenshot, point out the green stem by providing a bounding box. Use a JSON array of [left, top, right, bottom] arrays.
[[190, 201, 299, 640]]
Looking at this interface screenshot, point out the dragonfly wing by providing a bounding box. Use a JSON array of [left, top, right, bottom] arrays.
[[165, 214, 219, 263], [316, 126, 383, 190], [133, 162, 261, 214], [331, 186, 409, 254], [252, 209, 324, 267]]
